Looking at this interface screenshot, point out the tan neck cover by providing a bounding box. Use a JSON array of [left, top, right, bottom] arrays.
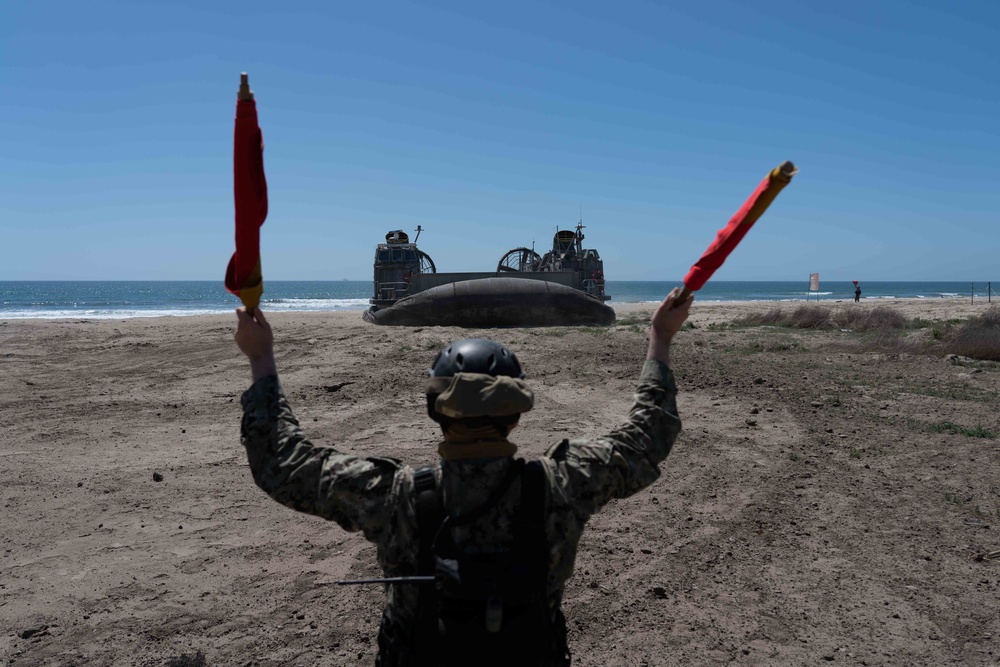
[[438, 423, 518, 461]]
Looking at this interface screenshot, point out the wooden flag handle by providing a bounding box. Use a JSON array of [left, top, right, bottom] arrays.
[[778, 160, 797, 177], [672, 286, 693, 309], [238, 72, 254, 101]]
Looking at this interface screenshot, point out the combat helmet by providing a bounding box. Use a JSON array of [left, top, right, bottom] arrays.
[[426, 339, 532, 435], [428, 338, 525, 379]]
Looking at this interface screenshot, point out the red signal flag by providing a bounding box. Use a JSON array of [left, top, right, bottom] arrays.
[[676, 162, 796, 305], [224, 76, 268, 310]]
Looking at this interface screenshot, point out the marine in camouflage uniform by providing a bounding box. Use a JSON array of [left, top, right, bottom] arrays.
[[235, 290, 691, 666]]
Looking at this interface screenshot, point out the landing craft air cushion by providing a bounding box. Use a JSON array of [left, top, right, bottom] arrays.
[[363, 224, 616, 327]]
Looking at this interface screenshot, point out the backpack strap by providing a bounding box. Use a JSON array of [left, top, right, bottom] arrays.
[[413, 465, 444, 663], [516, 460, 546, 568], [516, 460, 571, 666], [413, 464, 444, 569]]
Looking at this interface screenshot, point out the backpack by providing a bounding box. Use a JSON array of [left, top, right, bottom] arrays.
[[410, 459, 570, 666]]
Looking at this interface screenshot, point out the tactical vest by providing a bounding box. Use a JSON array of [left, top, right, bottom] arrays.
[[378, 459, 571, 667]]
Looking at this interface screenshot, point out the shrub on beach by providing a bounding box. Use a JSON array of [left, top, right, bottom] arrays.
[[789, 305, 832, 329], [837, 306, 910, 332], [947, 307, 1000, 361], [732, 305, 909, 331], [732, 307, 788, 326], [732, 305, 832, 328]]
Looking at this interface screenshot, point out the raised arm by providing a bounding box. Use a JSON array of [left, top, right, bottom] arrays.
[[235, 308, 398, 540], [544, 288, 691, 520]]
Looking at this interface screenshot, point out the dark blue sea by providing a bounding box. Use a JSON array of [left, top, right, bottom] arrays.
[[0, 281, 995, 319]]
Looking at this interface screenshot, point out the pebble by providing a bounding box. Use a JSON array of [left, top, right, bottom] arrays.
[[153, 472, 164, 482]]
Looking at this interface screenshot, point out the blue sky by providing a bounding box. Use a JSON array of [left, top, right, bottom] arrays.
[[2, 0, 997, 282]]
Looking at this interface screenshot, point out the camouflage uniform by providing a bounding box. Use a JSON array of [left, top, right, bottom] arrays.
[[241, 359, 680, 665]]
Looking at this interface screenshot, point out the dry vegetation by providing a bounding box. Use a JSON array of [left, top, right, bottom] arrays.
[[734, 304, 912, 332], [947, 307, 1000, 361], [728, 305, 1000, 361]]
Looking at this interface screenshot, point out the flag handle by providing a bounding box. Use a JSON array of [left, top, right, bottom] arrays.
[[777, 161, 797, 177], [672, 286, 693, 309]]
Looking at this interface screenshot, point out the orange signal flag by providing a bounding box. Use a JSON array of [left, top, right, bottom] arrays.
[[678, 162, 796, 303], [224, 74, 268, 310]]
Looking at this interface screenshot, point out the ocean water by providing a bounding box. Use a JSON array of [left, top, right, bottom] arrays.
[[0, 280, 995, 320]]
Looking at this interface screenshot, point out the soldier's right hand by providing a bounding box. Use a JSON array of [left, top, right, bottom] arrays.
[[647, 288, 691, 363], [651, 288, 691, 342]]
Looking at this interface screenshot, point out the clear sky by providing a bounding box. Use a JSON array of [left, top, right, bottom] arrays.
[[2, 0, 997, 282]]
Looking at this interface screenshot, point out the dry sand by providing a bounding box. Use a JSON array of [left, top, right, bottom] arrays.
[[2, 297, 999, 666]]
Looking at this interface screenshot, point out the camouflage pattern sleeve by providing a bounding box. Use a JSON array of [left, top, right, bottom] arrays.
[[543, 359, 681, 521], [240, 375, 400, 542]]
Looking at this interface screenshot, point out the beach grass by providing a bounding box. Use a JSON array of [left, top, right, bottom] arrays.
[[721, 304, 1000, 362], [732, 305, 913, 331], [946, 307, 1000, 361]]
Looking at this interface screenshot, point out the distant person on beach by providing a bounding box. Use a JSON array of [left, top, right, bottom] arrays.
[[233, 289, 692, 666], [854, 284, 862, 302]]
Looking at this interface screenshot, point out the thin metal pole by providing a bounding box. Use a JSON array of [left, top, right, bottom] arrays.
[[337, 576, 435, 586], [971, 283, 974, 305]]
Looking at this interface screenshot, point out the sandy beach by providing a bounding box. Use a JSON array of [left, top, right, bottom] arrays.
[[2, 297, 999, 666]]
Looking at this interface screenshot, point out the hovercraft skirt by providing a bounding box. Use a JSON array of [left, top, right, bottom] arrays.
[[363, 278, 614, 327]]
